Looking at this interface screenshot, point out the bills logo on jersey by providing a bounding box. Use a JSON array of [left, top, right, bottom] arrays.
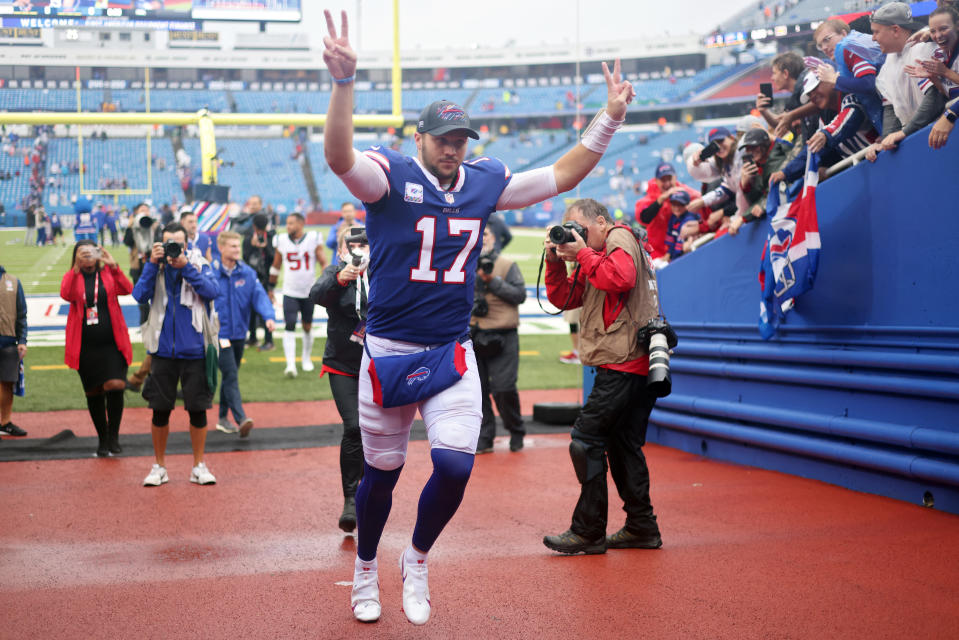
[[444, 192, 455, 204], [405, 182, 424, 204], [234, 279, 246, 288], [406, 366, 431, 386]]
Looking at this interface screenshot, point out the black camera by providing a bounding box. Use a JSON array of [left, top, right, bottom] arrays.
[[699, 140, 721, 161], [163, 241, 183, 260], [471, 296, 489, 318], [137, 213, 155, 229], [548, 221, 588, 245], [478, 253, 495, 275], [637, 318, 679, 398]]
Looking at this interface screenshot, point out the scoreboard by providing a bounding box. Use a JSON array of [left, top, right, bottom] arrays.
[[0, 1, 301, 27]]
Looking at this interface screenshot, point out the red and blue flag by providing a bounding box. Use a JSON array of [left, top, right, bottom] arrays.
[[758, 152, 822, 339]]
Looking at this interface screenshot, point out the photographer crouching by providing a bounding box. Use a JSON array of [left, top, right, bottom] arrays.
[[470, 226, 527, 454], [542, 198, 665, 555]]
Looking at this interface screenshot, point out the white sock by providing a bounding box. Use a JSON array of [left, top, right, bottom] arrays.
[[404, 545, 428, 566], [355, 556, 377, 572], [301, 328, 313, 361], [282, 332, 296, 368]]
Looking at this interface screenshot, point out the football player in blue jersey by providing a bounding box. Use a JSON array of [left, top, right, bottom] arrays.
[[321, 9, 635, 625]]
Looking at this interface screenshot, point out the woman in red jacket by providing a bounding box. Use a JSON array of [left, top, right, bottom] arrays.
[[60, 241, 133, 457]]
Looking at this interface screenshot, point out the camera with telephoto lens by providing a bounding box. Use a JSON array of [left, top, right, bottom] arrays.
[[137, 213, 155, 229], [548, 221, 588, 246], [471, 296, 489, 318], [163, 241, 183, 260], [636, 318, 679, 398], [699, 140, 720, 161], [478, 252, 495, 275]]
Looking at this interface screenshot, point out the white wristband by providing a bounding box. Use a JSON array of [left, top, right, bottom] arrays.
[[269, 266, 280, 277], [580, 110, 624, 154]]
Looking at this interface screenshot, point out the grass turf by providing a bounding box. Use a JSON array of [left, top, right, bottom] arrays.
[[15, 334, 580, 412], [4, 226, 578, 412], [1, 227, 555, 296]]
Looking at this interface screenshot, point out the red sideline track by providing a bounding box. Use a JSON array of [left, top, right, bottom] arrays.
[[2, 390, 958, 639]]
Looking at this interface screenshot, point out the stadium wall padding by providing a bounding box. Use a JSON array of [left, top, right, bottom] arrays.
[[585, 123, 959, 514]]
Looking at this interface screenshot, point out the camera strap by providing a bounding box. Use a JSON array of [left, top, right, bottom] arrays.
[[534, 249, 582, 316]]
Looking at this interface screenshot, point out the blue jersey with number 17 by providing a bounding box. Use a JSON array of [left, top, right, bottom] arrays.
[[361, 146, 512, 344]]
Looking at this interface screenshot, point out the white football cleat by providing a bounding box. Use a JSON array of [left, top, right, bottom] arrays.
[[351, 558, 381, 623], [284, 365, 297, 378], [301, 358, 315, 372], [400, 549, 431, 625]]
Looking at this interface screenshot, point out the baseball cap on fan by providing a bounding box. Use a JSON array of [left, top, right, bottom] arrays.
[[417, 100, 480, 139], [871, 2, 920, 29], [799, 71, 822, 104], [655, 162, 676, 179]]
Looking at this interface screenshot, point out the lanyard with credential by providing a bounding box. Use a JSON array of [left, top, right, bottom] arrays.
[[355, 271, 368, 320], [88, 272, 99, 308]]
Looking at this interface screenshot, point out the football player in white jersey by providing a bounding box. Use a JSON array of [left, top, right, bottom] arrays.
[[269, 212, 328, 377]]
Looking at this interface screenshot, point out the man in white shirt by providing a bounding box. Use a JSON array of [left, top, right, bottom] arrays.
[[866, 2, 945, 161]]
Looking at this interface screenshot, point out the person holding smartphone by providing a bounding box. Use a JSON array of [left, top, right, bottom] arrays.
[[60, 241, 134, 457]]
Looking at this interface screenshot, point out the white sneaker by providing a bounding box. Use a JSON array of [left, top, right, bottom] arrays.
[[143, 464, 168, 487], [301, 358, 315, 372], [351, 557, 381, 623], [284, 365, 297, 378], [190, 461, 217, 485], [215, 420, 238, 434], [400, 548, 431, 625]]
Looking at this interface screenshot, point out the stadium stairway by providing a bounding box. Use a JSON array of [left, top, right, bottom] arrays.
[[600, 123, 959, 515]]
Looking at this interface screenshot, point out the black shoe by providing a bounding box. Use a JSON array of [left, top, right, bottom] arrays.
[[246, 337, 258, 347], [0, 422, 27, 437], [258, 341, 275, 352], [509, 432, 524, 452], [95, 447, 111, 457], [543, 529, 607, 555], [109, 441, 123, 455], [338, 496, 357, 532], [475, 443, 494, 454], [605, 527, 663, 549]]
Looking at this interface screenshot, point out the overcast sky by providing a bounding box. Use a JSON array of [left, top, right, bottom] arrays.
[[261, 0, 759, 51]]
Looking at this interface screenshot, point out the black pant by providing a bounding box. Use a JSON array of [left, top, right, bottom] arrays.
[[249, 307, 273, 344], [474, 329, 523, 448], [328, 372, 363, 499], [571, 367, 658, 539]]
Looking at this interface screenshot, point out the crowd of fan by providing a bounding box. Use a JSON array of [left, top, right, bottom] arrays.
[[637, 1, 959, 265]]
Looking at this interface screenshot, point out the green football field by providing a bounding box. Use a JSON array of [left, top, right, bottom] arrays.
[[2, 226, 579, 412]]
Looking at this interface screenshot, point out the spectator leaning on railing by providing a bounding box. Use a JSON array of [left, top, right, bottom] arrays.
[[866, 2, 945, 162], [757, 52, 820, 140], [811, 18, 886, 136], [728, 128, 788, 236], [769, 72, 879, 187], [634, 162, 703, 262], [688, 127, 744, 233], [909, 6, 959, 149]]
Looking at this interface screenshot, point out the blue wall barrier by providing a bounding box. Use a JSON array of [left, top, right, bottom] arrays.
[[586, 124, 959, 514]]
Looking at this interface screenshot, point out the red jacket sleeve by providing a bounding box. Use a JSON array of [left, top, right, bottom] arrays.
[[578, 246, 636, 295], [109, 265, 133, 295], [60, 269, 83, 303], [545, 257, 586, 309]]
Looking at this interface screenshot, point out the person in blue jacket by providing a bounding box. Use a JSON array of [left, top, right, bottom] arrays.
[[325, 201, 358, 266], [211, 230, 276, 438], [133, 221, 220, 488]]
